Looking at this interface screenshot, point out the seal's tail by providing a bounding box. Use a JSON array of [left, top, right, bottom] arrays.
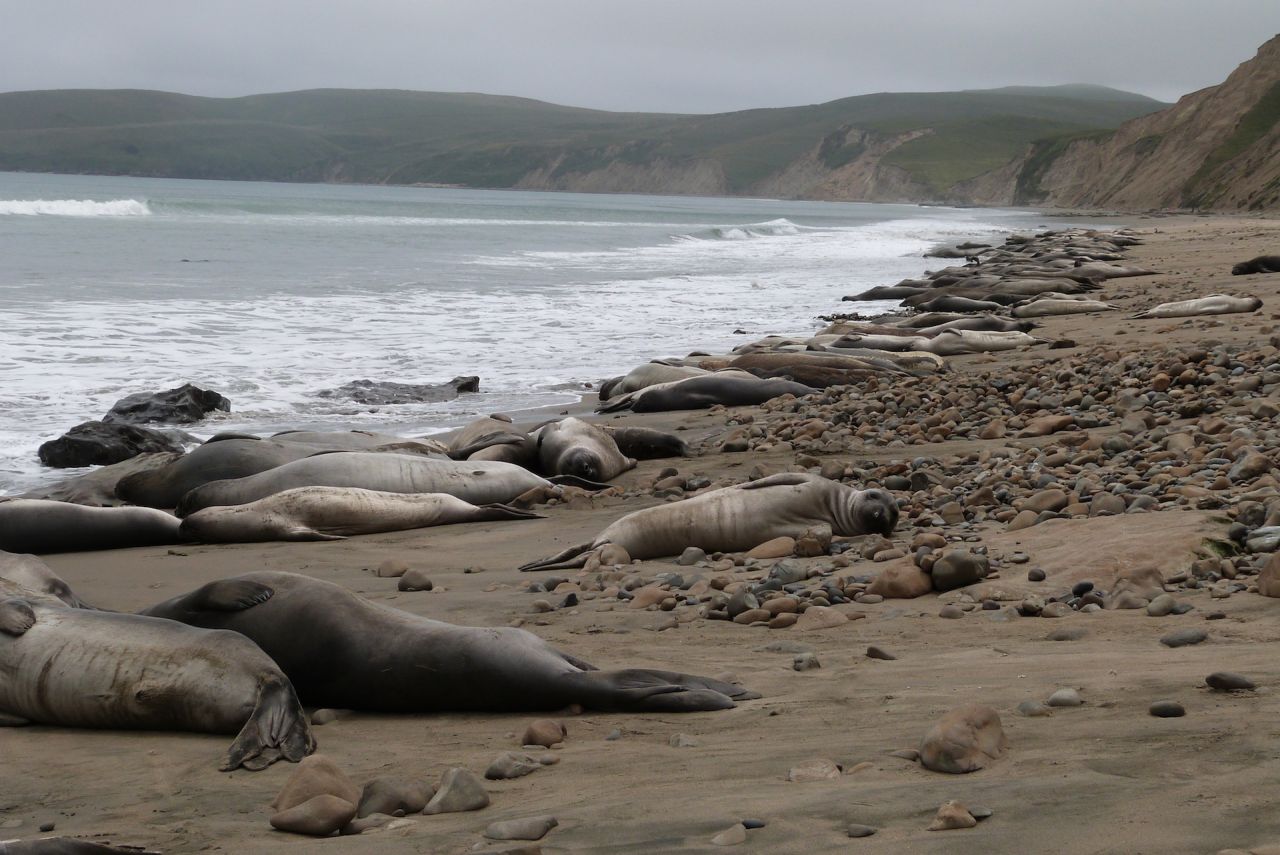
[[568, 669, 760, 713], [476, 503, 544, 521], [547, 474, 612, 491], [518, 541, 596, 572], [221, 675, 316, 772]]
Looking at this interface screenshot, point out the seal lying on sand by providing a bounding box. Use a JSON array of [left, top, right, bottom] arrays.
[[175, 453, 608, 516], [1129, 294, 1262, 319], [179, 487, 541, 543], [142, 572, 759, 713], [537, 417, 636, 481], [598, 374, 813, 414], [0, 500, 181, 554], [598, 363, 709, 400], [0, 551, 91, 608], [520, 473, 898, 571], [0, 588, 314, 771], [1231, 256, 1280, 275], [602, 426, 689, 459]]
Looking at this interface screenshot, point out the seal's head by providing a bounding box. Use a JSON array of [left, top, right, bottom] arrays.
[[853, 489, 899, 537], [1232, 262, 1249, 275], [558, 449, 603, 483]]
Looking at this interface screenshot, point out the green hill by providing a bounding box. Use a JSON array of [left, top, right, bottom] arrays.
[[0, 85, 1165, 199]]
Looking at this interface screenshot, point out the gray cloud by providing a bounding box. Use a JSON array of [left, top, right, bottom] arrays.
[[2, 1, 1277, 111]]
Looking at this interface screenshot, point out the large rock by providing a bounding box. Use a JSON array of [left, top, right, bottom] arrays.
[[269, 794, 356, 837], [929, 550, 990, 592], [37, 421, 188, 468], [1104, 566, 1165, 609], [357, 777, 433, 818], [867, 563, 932, 599], [317, 376, 479, 405], [273, 754, 361, 813], [919, 704, 1007, 774], [423, 768, 490, 815], [1260, 554, 1280, 597], [103, 383, 230, 425]]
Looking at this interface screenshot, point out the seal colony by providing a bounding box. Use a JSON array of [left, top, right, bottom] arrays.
[[8, 217, 1280, 851]]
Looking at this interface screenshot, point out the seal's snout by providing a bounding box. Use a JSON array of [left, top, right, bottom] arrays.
[[561, 450, 601, 483], [858, 489, 899, 536]]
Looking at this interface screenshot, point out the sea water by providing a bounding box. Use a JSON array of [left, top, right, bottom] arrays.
[[0, 171, 1066, 493]]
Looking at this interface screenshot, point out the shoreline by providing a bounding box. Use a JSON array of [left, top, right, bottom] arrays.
[[7, 215, 1280, 853]]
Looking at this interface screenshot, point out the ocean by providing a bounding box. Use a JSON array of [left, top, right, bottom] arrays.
[[0, 171, 1069, 494]]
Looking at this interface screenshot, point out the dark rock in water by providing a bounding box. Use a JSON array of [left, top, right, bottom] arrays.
[[318, 377, 479, 405], [103, 383, 230, 425], [37, 421, 187, 468]]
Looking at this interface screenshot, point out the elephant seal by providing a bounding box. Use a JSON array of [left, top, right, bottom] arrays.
[[1129, 294, 1262, 319], [175, 453, 607, 516], [598, 363, 709, 400], [0, 500, 181, 554], [116, 438, 327, 508], [0, 597, 314, 770], [19, 451, 182, 507], [1231, 255, 1280, 275], [598, 374, 813, 414], [142, 572, 759, 713], [916, 316, 1036, 335], [0, 551, 91, 608], [536, 418, 635, 481], [520, 473, 898, 571], [179, 487, 541, 543], [271, 429, 448, 456], [1010, 298, 1115, 318], [602, 426, 689, 459], [911, 296, 1005, 314], [842, 285, 927, 302], [0, 839, 160, 854], [447, 415, 536, 465]]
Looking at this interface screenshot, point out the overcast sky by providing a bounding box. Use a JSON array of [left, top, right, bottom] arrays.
[[3, 1, 1278, 112]]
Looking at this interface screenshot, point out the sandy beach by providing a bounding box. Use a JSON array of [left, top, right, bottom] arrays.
[[6, 214, 1280, 855]]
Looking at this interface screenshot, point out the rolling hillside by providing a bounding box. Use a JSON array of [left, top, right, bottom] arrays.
[[0, 84, 1164, 201]]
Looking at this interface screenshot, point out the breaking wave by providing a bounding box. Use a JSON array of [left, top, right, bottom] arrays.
[[0, 198, 152, 217]]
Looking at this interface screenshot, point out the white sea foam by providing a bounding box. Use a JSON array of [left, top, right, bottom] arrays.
[[0, 198, 152, 217]]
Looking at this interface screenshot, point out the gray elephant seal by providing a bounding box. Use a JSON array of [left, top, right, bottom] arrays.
[[602, 426, 689, 459], [1231, 256, 1280, 275], [598, 363, 708, 400], [536, 417, 635, 481], [520, 473, 898, 571], [1011, 298, 1115, 318], [143, 572, 758, 713], [179, 487, 541, 543], [1130, 294, 1262, 319], [20, 451, 181, 507], [176, 453, 607, 516], [0, 500, 181, 554], [116, 438, 326, 508], [0, 598, 314, 770], [598, 374, 813, 414], [447, 415, 536, 465], [0, 839, 160, 854], [0, 551, 90, 608]]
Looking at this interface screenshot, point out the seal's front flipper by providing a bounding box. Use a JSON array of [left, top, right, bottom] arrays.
[[447, 433, 528, 460], [284, 527, 347, 542], [571, 669, 741, 713], [632, 668, 762, 702], [518, 542, 595, 572], [221, 675, 315, 772], [477, 503, 544, 522], [0, 598, 36, 636], [191, 579, 275, 612], [741, 472, 814, 490], [547, 475, 612, 491], [0, 711, 31, 726]]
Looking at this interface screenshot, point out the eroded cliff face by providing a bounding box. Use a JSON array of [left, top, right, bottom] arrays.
[[514, 156, 728, 196], [751, 127, 938, 202], [1025, 35, 1280, 211]]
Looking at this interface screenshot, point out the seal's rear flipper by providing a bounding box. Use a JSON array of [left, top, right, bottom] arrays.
[[547, 475, 612, 491], [446, 433, 528, 460], [571, 669, 759, 713], [284, 527, 346, 542], [477, 503, 545, 521], [518, 542, 596, 572], [0, 711, 31, 726], [221, 676, 316, 772]]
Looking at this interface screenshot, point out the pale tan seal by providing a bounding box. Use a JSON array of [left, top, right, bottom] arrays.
[[1129, 294, 1262, 319], [519, 473, 897, 571], [179, 487, 541, 543], [0, 595, 314, 770], [536, 417, 635, 481], [0, 551, 90, 608], [1010, 298, 1115, 318]]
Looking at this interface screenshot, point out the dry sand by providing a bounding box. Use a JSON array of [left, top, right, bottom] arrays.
[[5, 215, 1280, 854]]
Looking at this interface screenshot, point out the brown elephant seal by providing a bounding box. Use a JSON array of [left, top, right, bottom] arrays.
[[446, 415, 536, 465], [0, 500, 181, 554], [271, 429, 446, 455], [915, 316, 1037, 335], [842, 284, 928, 301], [520, 473, 897, 571], [597, 374, 813, 414], [179, 487, 541, 543], [0, 597, 314, 770], [0, 551, 91, 608], [142, 572, 759, 713], [1232, 255, 1280, 275], [910, 296, 1005, 313], [598, 363, 709, 400], [1130, 294, 1262, 319], [1010, 298, 1115, 318], [19, 451, 182, 507], [116, 438, 328, 508], [536, 417, 635, 481], [175, 453, 607, 517], [602, 426, 689, 459]]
